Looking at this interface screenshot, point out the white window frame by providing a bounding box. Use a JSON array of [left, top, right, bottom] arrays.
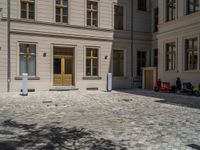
[[83, 46, 101, 77], [54, 0, 70, 24], [17, 41, 38, 77], [85, 0, 100, 27], [18, 0, 37, 20], [183, 34, 200, 72], [163, 38, 178, 72]]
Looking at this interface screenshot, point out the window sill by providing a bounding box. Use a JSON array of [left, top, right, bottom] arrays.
[[164, 70, 178, 73], [137, 9, 148, 13], [183, 70, 200, 73], [15, 76, 40, 80], [82, 76, 102, 80], [113, 76, 128, 79]]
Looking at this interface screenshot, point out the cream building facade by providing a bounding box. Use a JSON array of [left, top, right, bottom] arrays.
[[157, 0, 200, 87], [0, 0, 153, 92]]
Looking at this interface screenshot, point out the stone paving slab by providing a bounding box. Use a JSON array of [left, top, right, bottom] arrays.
[[0, 89, 199, 150]]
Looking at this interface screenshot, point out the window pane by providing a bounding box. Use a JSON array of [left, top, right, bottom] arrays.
[[29, 45, 36, 54], [87, 1, 92, 9], [20, 44, 27, 54], [56, 7, 60, 15], [137, 51, 146, 76], [20, 55, 26, 75], [21, 2, 27, 19], [63, 8, 68, 15], [21, 2, 26, 10], [93, 49, 98, 57], [86, 49, 91, 57], [29, 3, 34, 11], [56, 0, 61, 5], [63, 16, 68, 23], [54, 58, 61, 74], [56, 15, 61, 22], [114, 5, 124, 30], [65, 59, 72, 74], [93, 67, 98, 76], [93, 2, 98, 10], [29, 12, 35, 19], [63, 0, 68, 6], [138, 0, 147, 11], [29, 56, 36, 76], [86, 68, 91, 76]]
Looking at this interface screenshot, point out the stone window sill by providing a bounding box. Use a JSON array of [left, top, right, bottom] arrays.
[[15, 76, 40, 80], [82, 77, 102, 80]]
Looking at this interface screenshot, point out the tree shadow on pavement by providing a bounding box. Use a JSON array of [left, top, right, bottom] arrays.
[[0, 120, 126, 150]]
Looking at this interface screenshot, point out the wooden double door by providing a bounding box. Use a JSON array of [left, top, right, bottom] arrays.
[[53, 55, 74, 86]]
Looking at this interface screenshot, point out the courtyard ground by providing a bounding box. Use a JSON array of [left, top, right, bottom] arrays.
[[0, 89, 199, 150]]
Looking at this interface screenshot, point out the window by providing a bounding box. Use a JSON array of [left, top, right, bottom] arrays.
[[166, 0, 176, 21], [19, 44, 36, 76], [113, 50, 124, 76], [86, 48, 98, 76], [138, 0, 147, 11], [166, 42, 176, 71], [56, 0, 68, 23], [21, 0, 35, 19], [137, 51, 146, 76], [114, 5, 124, 30], [154, 8, 158, 32], [153, 49, 158, 67], [185, 38, 198, 70], [87, 0, 98, 27], [187, 0, 200, 15]]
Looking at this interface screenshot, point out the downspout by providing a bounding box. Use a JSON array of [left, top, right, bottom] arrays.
[[7, 0, 11, 92], [131, 0, 134, 88]]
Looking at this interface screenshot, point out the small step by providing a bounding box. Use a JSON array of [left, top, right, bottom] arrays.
[[49, 86, 79, 91]]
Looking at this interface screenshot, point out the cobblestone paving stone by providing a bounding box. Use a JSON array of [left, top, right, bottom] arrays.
[[0, 89, 199, 150]]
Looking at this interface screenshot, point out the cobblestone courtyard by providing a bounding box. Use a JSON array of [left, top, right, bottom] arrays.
[[0, 90, 199, 150]]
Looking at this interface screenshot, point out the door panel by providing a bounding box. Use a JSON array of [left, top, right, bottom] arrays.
[[145, 70, 153, 90], [62, 58, 73, 85], [53, 56, 73, 86]]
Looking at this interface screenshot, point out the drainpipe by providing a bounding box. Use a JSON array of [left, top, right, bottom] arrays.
[[7, 0, 11, 92], [131, 0, 134, 88]]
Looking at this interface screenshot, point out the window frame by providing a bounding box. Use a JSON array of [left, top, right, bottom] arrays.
[[112, 49, 126, 77], [184, 37, 199, 71], [55, 0, 69, 23], [154, 8, 159, 32], [137, 51, 147, 77], [186, 0, 200, 15], [18, 42, 37, 77], [85, 47, 100, 77], [153, 49, 158, 67], [165, 42, 176, 71], [166, 0, 176, 22], [20, 0, 35, 20], [114, 4, 125, 30], [86, 0, 99, 27]]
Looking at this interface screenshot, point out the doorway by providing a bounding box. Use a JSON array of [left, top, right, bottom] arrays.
[[53, 47, 74, 86]]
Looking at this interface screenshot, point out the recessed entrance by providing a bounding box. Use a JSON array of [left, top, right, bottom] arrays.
[[53, 47, 74, 86]]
